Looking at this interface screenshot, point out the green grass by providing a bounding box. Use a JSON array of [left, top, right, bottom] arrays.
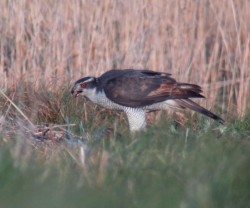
[[0, 114, 250, 208], [1, 0, 250, 206]]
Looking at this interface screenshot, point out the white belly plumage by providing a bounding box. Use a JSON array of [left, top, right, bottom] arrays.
[[88, 91, 180, 132]]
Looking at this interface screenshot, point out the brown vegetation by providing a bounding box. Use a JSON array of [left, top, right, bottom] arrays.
[[0, 0, 249, 122]]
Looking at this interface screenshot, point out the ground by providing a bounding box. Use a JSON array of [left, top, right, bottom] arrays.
[[0, 112, 249, 208]]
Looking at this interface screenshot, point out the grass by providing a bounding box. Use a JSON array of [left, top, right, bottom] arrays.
[[1, 0, 250, 207], [0, 0, 250, 117], [0, 111, 250, 208], [0, 55, 249, 208]]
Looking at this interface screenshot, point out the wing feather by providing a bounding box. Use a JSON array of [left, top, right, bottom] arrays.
[[101, 69, 204, 108]]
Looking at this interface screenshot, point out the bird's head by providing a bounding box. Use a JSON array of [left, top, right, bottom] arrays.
[[71, 77, 98, 98]]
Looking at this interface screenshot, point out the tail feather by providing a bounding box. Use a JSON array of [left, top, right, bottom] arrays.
[[177, 83, 203, 94], [176, 99, 225, 124]]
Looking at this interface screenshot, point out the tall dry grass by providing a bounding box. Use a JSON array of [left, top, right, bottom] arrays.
[[0, 0, 249, 118]]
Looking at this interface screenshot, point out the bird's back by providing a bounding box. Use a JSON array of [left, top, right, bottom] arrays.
[[98, 69, 204, 108]]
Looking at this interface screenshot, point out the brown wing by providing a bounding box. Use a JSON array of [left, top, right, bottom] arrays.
[[102, 69, 204, 108]]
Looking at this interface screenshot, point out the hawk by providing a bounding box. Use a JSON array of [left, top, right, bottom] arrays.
[[71, 69, 224, 132]]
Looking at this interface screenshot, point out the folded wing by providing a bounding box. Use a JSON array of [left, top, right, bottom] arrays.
[[102, 70, 204, 108]]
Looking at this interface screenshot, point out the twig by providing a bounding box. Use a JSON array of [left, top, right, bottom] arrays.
[[0, 90, 35, 128], [50, 124, 76, 129]]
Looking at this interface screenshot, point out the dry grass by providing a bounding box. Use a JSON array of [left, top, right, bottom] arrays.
[[0, 0, 250, 120], [1, 3, 250, 207]]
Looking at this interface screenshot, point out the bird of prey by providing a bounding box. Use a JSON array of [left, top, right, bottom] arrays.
[[71, 69, 224, 132]]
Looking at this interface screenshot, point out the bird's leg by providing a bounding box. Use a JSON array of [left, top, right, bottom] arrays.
[[124, 108, 147, 132]]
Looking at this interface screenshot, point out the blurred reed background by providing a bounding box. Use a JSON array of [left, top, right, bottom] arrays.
[[1, 2, 250, 207], [0, 0, 249, 118]]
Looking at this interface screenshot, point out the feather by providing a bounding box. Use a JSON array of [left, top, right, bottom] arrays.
[[176, 99, 225, 124], [102, 71, 206, 107]]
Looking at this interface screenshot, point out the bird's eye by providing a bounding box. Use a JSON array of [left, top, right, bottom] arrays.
[[81, 83, 87, 88]]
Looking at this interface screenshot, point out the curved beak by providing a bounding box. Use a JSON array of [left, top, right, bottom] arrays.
[[71, 84, 82, 98]]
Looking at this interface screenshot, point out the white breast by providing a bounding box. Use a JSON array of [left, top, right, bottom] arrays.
[[92, 90, 124, 110]]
